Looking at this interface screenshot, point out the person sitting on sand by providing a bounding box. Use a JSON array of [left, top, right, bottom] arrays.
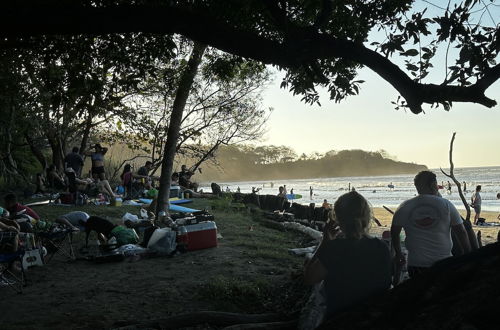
[[391, 171, 471, 278], [137, 161, 158, 190], [34, 173, 47, 195], [46, 164, 67, 190], [4, 193, 40, 222], [304, 191, 392, 321], [66, 167, 92, 195]]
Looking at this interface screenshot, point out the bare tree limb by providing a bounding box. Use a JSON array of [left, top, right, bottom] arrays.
[[440, 132, 478, 250]]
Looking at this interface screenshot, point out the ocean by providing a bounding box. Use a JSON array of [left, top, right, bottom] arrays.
[[200, 166, 500, 213]]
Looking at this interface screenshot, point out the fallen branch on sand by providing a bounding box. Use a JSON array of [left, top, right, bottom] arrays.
[[112, 311, 288, 329], [283, 222, 323, 242]]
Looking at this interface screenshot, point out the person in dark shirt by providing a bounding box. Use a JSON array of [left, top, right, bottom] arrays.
[[178, 164, 196, 189], [304, 191, 391, 321], [137, 161, 153, 189], [64, 146, 84, 177]]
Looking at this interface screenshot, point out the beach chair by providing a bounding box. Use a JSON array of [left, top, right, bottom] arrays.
[[37, 229, 76, 263], [0, 249, 26, 294]]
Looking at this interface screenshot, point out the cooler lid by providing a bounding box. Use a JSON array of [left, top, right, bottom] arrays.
[[184, 221, 217, 232]]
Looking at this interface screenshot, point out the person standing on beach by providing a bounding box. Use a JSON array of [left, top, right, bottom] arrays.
[[391, 170, 471, 278], [471, 185, 482, 225], [496, 193, 500, 220], [309, 186, 313, 199], [463, 181, 467, 193], [447, 181, 452, 194]]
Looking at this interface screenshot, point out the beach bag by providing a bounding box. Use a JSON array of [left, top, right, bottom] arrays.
[[147, 228, 177, 255], [111, 226, 139, 246]]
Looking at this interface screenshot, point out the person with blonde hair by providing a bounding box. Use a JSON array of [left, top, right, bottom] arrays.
[[304, 191, 391, 320]]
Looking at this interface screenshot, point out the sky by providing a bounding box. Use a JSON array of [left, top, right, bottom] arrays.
[[257, 1, 500, 169]]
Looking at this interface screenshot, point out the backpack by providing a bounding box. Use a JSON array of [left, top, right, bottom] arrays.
[[111, 226, 139, 246]]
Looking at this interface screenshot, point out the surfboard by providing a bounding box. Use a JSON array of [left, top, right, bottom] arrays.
[[169, 204, 199, 213], [286, 194, 302, 199], [170, 199, 193, 205], [26, 200, 51, 207]]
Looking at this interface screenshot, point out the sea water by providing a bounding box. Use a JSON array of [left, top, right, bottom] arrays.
[[202, 166, 500, 213]]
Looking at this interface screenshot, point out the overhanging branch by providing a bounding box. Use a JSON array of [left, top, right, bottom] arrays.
[[0, 4, 498, 114]]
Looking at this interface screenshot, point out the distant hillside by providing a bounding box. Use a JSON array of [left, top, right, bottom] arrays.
[[195, 146, 428, 182]]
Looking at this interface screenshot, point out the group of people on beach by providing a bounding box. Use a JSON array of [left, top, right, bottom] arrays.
[[303, 170, 473, 323], [34, 143, 201, 204]]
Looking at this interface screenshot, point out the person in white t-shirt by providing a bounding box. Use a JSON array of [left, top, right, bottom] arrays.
[[391, 171, 471, 278], [471, 185, 482, 225]]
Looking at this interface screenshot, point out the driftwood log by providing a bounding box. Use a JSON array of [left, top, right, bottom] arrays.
[[113, 311, 286, 329], [318, 242, 500, 329]]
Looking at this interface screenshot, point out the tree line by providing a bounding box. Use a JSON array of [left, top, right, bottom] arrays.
[[193, 145, 427, 182]]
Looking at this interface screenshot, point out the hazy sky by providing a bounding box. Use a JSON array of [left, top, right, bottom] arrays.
[[258, 2, 500, 169]]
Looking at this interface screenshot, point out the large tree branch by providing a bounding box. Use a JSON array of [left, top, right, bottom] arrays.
[[0, 4, 498, 114]]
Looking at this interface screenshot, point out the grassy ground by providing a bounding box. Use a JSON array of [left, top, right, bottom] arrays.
[[2, 198, 498, 329], [0, 198, 311, 329]]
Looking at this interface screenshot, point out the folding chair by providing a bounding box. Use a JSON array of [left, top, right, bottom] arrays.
[[0, 250, 26, 294], [37, 229, 76, 263]]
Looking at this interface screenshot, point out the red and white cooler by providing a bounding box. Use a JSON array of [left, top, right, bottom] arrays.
[[177, 221, 218, 251]]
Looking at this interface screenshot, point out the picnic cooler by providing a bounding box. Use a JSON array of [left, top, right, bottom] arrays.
[[177, 221, 217, 251]]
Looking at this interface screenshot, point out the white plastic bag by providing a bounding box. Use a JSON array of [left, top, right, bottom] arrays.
[[122, 212, 139, 224], [147, 228, 177, 255]]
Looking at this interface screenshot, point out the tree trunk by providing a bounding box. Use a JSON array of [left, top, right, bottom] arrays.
[[47, 133, 65, 171], [80, 111, 94, 154], [24, 133, 47, 170], [155, 42, 207, 218]]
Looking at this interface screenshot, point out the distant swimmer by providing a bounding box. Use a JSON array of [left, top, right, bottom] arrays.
[[388, 182, 394, 190], [372, 190, 377, 193]]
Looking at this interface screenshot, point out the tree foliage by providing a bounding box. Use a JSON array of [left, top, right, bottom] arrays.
[[0, 0, 497, 114]]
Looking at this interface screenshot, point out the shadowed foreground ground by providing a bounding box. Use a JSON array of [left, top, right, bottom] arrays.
[[1, 199, 498, 329], [0, 199, 309, 330]]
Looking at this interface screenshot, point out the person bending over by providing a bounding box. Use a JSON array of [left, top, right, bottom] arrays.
[[391, 171, 471, 278], [304, 191, 392, 321]]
